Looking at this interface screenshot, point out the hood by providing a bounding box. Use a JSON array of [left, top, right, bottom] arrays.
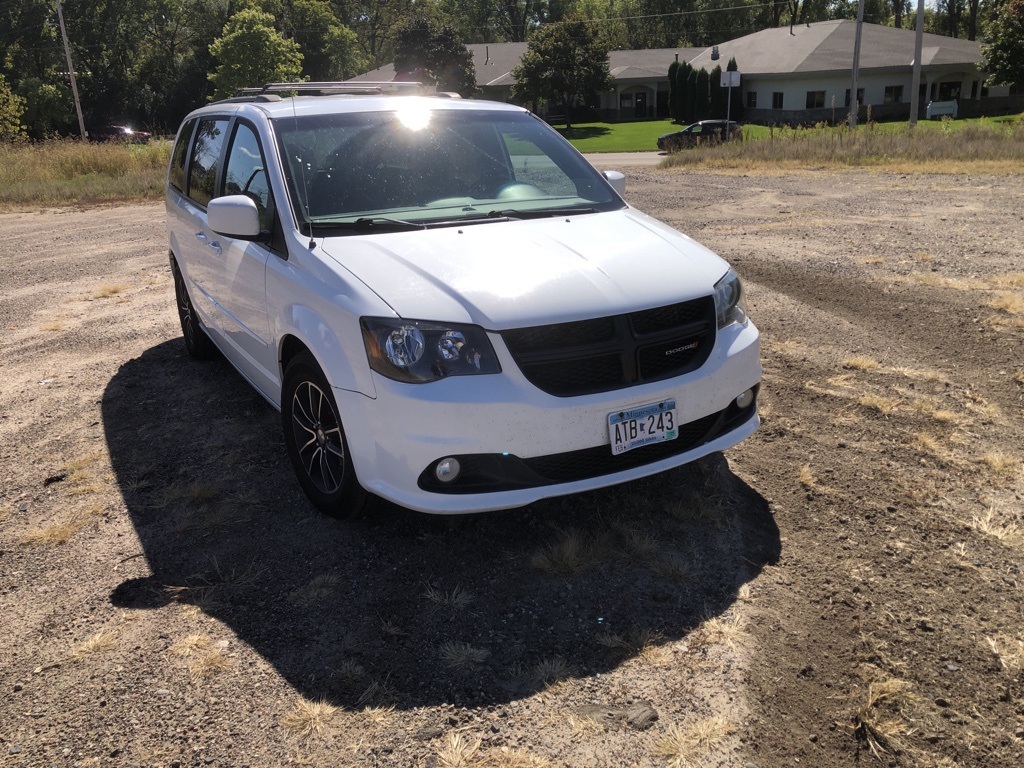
[[316, 209, 730, 329]]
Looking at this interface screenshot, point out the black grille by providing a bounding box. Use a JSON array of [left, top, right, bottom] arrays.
[[501, 297, 716, 397]]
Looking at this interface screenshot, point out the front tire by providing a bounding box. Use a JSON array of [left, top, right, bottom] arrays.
[[172, 259, 216, 360], [282, 352, 369, 518]]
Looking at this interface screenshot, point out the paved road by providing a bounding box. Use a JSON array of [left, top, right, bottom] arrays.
[[584, 151, 665, 169]]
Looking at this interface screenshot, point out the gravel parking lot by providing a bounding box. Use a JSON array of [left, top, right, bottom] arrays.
[[1, 168, 1022, 767]]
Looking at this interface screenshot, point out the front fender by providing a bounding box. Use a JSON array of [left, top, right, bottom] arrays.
[[277, 304, 377, 400]]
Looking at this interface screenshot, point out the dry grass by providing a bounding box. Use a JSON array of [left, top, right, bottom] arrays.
[[289, 573, 340, 606], [72, 631, 117, 660], [436, 732, 483, 768], [20, 521, 78, 546], [851, 677, 916, 761], [282, 697, 339, 740], [354, 678, 398, 708], [188, 649, 233, 681], [530, 530, 600, 575], [170, 633, 211, 657], [843, 356, 881, 371], [531, 656, 574, 686], [700, 614, 746, 650], [0, 138, 172, 208], [40, 320, 64, 331], [971, 507, 1020, 542], [652, 716, 736, 767], [423, 584, 476, 610], [651, 553, 695, 584], [988, 292, 1024, 315], [798, 464, 817, 489], [93, 283, 129, 299], [858, 393, 900, 415], [439, 640, 490, 668], [986, 634, 1024, 672], [1013, 368, 1024, 386], [979, 452, 1021, 476]]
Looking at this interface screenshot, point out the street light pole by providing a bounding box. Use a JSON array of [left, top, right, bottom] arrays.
[[56, 0, 87, 140]]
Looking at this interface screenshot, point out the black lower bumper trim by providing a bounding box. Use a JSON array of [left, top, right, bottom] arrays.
[[417, 389, 758, 494]]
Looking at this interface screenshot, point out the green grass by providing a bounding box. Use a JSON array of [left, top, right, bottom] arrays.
[[557, 113, 1024, 160], [554, 113, 1024, 172], [556, 120, 677, 152]]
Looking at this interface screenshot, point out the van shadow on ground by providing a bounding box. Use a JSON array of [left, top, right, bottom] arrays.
[[104, 340, 779, 709]]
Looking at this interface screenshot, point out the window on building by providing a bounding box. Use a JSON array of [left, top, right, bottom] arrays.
[[772, 92, 784, 109], [844, 88, 864, 107], [883, 85, 903, 104], [747, 91, 757, 109], [805, 91, 825, 109]]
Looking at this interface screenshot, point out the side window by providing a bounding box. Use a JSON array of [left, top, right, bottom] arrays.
[[169, 118, 197, 192], [224, 122, 271, 231], [187, 117, 229, 207]]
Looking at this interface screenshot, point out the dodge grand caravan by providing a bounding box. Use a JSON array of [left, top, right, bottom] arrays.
[[166, 82, 760, 515]]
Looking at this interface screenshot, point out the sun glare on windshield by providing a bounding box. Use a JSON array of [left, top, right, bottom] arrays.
[[396, 103, 431, 131]]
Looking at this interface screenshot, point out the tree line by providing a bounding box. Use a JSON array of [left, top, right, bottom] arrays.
[[0, 0, 1019, 141]]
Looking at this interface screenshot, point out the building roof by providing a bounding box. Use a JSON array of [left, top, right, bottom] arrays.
[[685, 20, 981, 76], [350, 43, 702, 89]]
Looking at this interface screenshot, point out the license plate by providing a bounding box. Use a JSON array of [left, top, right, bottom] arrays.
[[608, 400, 678, 455]]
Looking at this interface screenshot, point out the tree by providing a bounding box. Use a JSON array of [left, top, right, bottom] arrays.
[[511, 18, 611, 128], [208, 4, 304, 99], [710, 64, 726, 118], [695, 67, 711, 120], [685, 68, 698, 122], [0, 74, 27, 142], [393, 17, 477, 96], [283, 0, 364, 82], [675, 61, 692, 122], [668, 60, 680, 121], [981, 0, 1024, 87]]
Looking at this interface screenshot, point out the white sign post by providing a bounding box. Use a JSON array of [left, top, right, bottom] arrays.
[[721, 70, 741, 140]]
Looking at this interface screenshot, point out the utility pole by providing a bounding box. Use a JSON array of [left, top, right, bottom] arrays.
[[56, 0, 87, 140], [848, 0, 865, 129], [909, 0, 925, 128]]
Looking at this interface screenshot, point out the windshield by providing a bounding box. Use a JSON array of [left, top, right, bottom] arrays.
[[273, 107, 624, 230]]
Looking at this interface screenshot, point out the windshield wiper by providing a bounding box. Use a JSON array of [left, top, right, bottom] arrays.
[[308, 216, 426, 233], [486, 206, 598, 220]]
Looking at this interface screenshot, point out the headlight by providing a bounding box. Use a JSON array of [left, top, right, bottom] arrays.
[[713, 269, 747, 329], [362, 318, 501, 383]]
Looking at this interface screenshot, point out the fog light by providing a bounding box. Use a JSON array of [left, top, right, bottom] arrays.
[[735, 388, 755, 409], [435, 457, 461, 483]]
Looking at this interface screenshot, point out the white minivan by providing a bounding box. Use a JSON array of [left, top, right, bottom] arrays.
[[166, 83, 760, 515]]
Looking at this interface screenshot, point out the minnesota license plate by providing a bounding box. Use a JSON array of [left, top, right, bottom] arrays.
[[608, 400, 678, 455]]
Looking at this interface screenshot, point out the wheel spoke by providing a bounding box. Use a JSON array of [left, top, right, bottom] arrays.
[[289, 378, 345, 495]]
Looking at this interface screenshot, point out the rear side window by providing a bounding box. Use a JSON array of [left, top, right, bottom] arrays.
[[168, 118, 197, 192], [187, 118, 230, 207]]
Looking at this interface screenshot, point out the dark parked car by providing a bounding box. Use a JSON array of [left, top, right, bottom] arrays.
[[658, 120, 742, 152], [89, 124, 152, 143]]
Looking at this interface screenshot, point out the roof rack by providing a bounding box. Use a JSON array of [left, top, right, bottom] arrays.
[[232, 81, 424, 98]]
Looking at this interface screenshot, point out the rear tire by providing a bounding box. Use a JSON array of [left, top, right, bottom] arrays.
[[172, 259, 216, 360], [282, 352, 369, 518]]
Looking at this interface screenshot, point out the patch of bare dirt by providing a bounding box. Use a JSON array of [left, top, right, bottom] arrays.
[[1, 171, 1022, 768]]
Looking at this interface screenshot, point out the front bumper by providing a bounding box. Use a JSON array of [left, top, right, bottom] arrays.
[[335, 320, 761, 513]]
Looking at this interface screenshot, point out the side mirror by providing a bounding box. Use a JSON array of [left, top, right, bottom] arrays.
[[208, 195, 262, 239], [602, 170, 626, 197]]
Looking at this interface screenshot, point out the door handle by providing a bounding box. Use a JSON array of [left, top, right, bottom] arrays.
[[194, 231, 208, 242], [208, 241, 223, 255]]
